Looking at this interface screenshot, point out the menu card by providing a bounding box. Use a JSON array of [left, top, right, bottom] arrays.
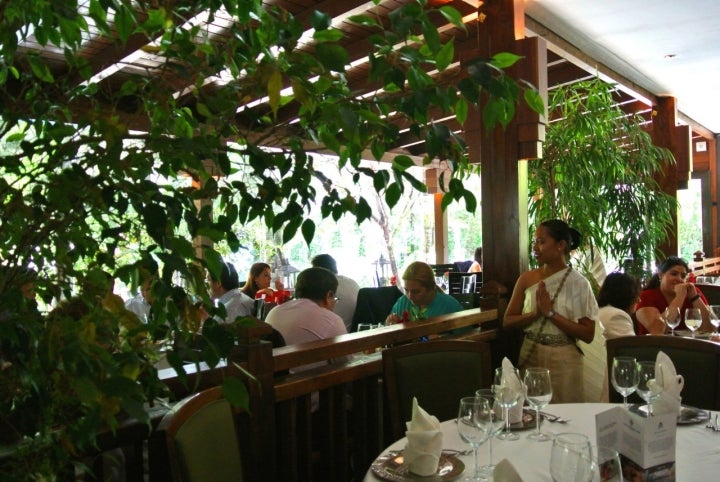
[[596, 406, 677, 481]]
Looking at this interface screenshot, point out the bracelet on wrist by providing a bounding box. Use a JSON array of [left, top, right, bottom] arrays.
[[689, 294, 701, 303]]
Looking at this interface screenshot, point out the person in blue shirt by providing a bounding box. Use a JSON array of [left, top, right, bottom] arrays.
[[385, 261, 463, 324]]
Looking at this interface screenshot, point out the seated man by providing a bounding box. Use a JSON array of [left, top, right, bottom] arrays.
[[310, 253, 360, 332], [266, 267, 349, 373]]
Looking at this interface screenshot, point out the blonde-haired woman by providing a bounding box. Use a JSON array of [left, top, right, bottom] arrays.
[[385, 261, 463, 324]]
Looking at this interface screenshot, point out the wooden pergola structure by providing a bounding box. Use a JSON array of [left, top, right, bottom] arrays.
[[8, 0, 720, 290]]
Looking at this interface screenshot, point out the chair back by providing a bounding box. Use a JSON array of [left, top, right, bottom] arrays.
[[382, 339, 491, 441], [606, 336, 720, 410], [695, 283, 720, 305], [350, 286, 402, 332], [447, 272, 481, 295], [156, 386, 245, 482], [429, 263, 458, 277]]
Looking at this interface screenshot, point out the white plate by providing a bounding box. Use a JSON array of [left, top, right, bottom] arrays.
[[371, 451, 465, 481]]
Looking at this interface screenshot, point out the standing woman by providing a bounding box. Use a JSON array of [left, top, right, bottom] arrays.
[[504, 219, 598, 403]]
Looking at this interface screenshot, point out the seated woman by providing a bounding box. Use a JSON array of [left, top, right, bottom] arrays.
[[468, 247, 482, 273], [241, 262, 276, 299], [597, 271, 640, 339], [385, 261, 463, 324], [636, 256, 712, 335]]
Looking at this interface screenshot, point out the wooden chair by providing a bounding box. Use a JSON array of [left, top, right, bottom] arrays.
[[350, 286, 402, 332], [382, 339, 492, 441], [695, 283, 720, 305], [606, 335, 720, 410], [155, 386, 246, 482]]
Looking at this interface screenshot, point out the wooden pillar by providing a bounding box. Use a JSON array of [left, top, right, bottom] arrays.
[[713, 135, 720, 256], [651, 96, 691, 259], [465, 0, 547, 290]]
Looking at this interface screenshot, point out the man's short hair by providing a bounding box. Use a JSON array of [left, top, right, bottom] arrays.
[[310, 254, 338, 274], [295, 267, 338, 301]]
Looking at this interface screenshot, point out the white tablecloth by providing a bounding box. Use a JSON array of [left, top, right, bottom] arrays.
[[364, 403, 720, 481]]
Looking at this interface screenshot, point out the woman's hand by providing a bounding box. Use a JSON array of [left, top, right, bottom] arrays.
[[674, 282, 690, 300], [385, 313, 400, 325], [535, 281, 553, 316]]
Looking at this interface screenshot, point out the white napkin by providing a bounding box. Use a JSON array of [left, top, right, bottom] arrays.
[[647, 351, 683, 415], [493, 458, 524, 482], [403, 397, 443, 476], [496, 358, 524, 424]]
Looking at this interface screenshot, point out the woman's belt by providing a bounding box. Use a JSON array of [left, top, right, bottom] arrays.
[[524, 331, 575, 346]]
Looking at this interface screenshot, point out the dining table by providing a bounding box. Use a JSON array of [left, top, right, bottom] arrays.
[[363, 403, 720, 481]]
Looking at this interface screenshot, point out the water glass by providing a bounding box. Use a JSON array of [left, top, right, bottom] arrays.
[[591, 446, 624, 482], [661, 306, 680, 335], [523, 367, 553, 441], [550, 433, 594, 482], [457, 397, 490, 481], [684, 307, 702, 337], [710, 305, 720, 333], [493, 367, 523, 441], [611, 356, 638, 406], [475, 388, 502, 477], [636, 361, 661, 415]]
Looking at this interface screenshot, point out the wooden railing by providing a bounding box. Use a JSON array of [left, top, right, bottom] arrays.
[[689, 252, 720, 276], [81, 307, 505, 482]]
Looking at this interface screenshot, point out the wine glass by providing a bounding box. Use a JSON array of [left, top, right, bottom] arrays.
[[550, 433, 594, 482], [493, 367, 523, 441], [710, 305, 720, 334], [457, 397, 490, 482], [611, 356, 638, 407], [523, 367, 553, 442], [661, 306, 681, 336], [590, 445, 624, 482], [635, 360, 661, 416], [475, 388, 503, 477], [684, 307, 702, 338]]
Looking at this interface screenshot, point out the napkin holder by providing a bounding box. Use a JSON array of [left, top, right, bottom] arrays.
[[596, 406, 677, 481]]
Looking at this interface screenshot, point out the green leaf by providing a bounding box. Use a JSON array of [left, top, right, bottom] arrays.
[[311, 10, 331, 31], [315, 43, 349, 72], [385, 182, 402, 208], [455, 97, 468, 125], [523, 88, 545, 115], [349, 14, 381, 28], [115, 3, 134, 44], [222, 378, 250, 410], [203, 248, 224, 281], [267, 69, 283, 116], [438, 6, 466, 30], [313, 29, 344, 43], [435, 40, 454, 72], [392, 155, 415, 172], [301, 219, 316, 244], [28, 56, 54, 82], [491, 52, 523, 69]]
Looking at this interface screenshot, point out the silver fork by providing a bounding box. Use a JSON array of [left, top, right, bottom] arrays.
[[539, 411, 570, 423]]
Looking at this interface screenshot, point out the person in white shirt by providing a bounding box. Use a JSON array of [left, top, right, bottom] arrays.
[[310, 254, 360, 332], [597, 271, 640, 340], [266, 267, 349, 370], [124, 261, 157, 323], [208, 261, 254, 324]]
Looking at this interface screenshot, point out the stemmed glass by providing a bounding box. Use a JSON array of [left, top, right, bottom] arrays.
[[710, 305, 720, 334], [611, 356, 638, 407], [684, 307, 702, 338], [549, 433, 594, 482], [523, 367, 553, 442], [475, 388, 503, 478], [636, 360, 661, 416], [661, 306, 681, 336], [493, 367, 523, 441], [457, 397, 490, 482]]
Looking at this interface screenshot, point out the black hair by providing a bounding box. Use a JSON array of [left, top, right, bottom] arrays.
[[597, 272, 640, 312], [211, 261, 240, 291], [645, 256, 689, 289], [295, 267, 338, 301], [473, 247, 482, 262], [310, 253, 338, 274], [540, 219, 582, 252]]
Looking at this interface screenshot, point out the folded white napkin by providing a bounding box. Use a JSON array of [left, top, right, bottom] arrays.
[[403, 397, 443, 476], [494, 458, 524, 482], [495, 358, 524, 424], [647, 351, 683, 415]]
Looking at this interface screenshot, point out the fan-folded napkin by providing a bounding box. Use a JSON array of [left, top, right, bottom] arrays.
[[495, 357, 524, 423], [403, 397, 442, 476], [647, 351, 683, 415], [494, 458, 524, 482]]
